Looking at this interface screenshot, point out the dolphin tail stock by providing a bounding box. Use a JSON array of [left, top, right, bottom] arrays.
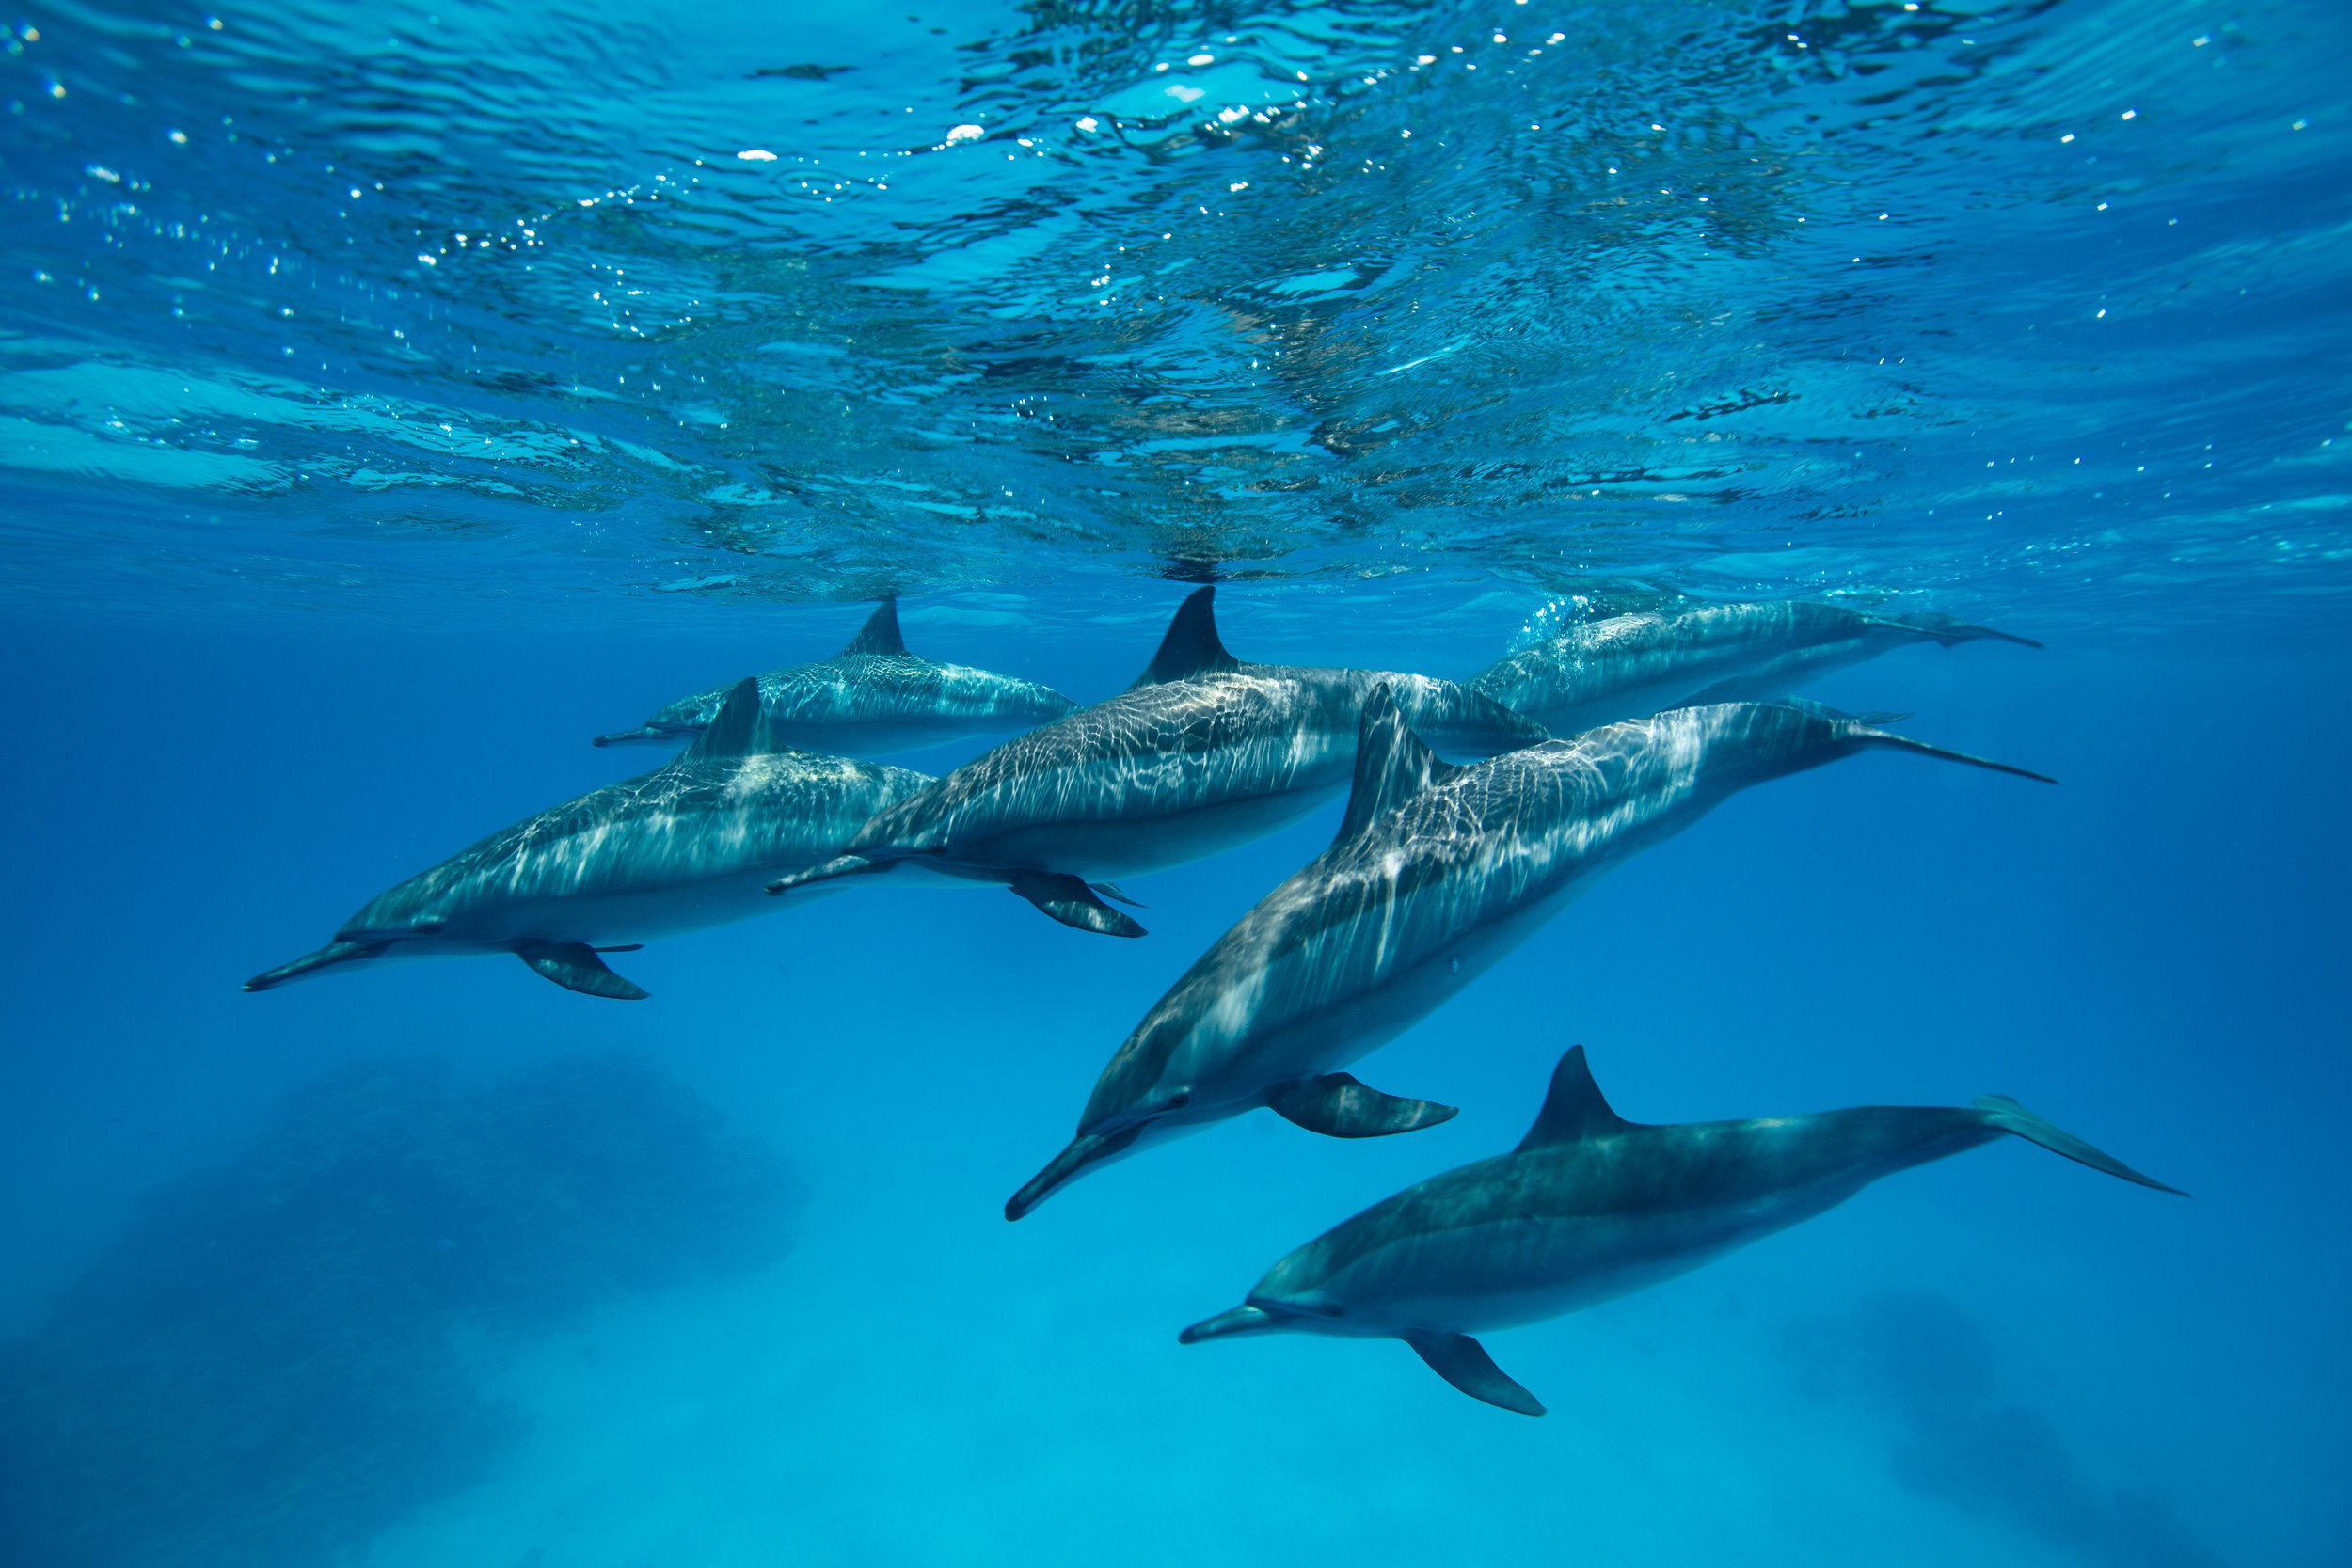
[[1178, 1304, 1281, 1344], [1974, 1095, 2188, 1195], [242, 938, 394, 992], [1006, 872, 1147, 938], [1264, 1073, 1458, 1138], [1848, 721, 2058, 785], [511, 940, 650, 1001], [1404, 1332, 1547, 1416]]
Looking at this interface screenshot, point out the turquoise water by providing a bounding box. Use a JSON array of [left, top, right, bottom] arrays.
[[2, 0, 2346, 1563]]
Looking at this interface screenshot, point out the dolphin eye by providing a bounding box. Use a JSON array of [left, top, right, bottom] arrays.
[[1167, 1092, 1190, 1109]]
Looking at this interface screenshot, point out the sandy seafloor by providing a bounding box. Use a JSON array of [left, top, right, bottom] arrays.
[[3, 603, 2344, 1568]]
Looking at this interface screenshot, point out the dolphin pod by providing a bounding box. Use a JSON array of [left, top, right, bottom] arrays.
[[246, 680, 929, 1000], [1003, 686, 2053, 1219], [244, 587, 2180, 1415], [592, 596, 1077, 756], [1470, 597, 2042, 738], [766, 587, 1547, 938], [1179, 1046, 2183, 1414]]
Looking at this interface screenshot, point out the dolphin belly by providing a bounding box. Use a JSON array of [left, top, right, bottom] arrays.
[[942, 780, 1346, 882], [357, 865, 850, 949]]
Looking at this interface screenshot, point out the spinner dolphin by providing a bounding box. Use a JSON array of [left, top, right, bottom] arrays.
[[1472, 598, 2040, 737], [1181, 1046, 2183, 1414], [247, 680, 929, 1000], [593, 596, 1076, 756], [767, 587, 1548, 938], [1005, 688, 2054, 1217]]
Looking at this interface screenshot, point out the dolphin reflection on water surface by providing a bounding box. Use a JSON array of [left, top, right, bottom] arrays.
[[1181, 1046, 2183, 1414], [1006, 688, 2055, 1219]]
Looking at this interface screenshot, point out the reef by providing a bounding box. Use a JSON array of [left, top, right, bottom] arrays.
[[0, 1055, 793, 1568], [1784, 1291, 2225, 1568]]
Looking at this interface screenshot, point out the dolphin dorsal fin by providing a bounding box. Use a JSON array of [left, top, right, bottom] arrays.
[[839, 597, 908, 657], [685, 677, 770, 760], [1516, 1047, 1633, 1150], [1129, 586, 1243, 688], [1333, 682, 1458, 845]]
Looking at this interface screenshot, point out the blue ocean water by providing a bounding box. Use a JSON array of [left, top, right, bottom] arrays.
[[2, 0, 2347, 1562]]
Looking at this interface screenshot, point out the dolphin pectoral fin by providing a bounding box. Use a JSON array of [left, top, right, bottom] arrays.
[[1264, 1074, 1458, 1138], [1973, 1095, 2188, 1196], [242, 939, 394, 992], [592, 943, 644, 953], [1089, 880, 1148, 909], [1007, 873, 1147, 938], [512, 941, 650, 1001], [1405, 1333, 1546, 1416]]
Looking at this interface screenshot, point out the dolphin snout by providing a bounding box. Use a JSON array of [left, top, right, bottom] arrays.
[[1003, 1124, 1146, 1221], [1178, 1304, 1280, 1343], [242, 938, 394, 992]]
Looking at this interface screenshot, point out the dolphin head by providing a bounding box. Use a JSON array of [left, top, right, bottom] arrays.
[[1382, 674, 1549, 760], [334, 871, 469, 944], [1004, 980, 1260, 1219], [593, 690, 723, 748]]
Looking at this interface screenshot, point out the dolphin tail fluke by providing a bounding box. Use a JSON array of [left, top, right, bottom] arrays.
[[1404, 1332, 1546, 1416], [1265, 1073, 1458, 1138], [512, 940, 650, 1000], [1974, 1095, 2187, 1195], [1860, 728, 2058, 785], [1178, 1305, 1279, 1344], [1008, 873, 1147, 938], [242, 938, 394, 991]]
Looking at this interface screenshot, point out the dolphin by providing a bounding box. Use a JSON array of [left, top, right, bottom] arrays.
[[766, 587, 1549, 938], [1003, 688, 2053, 1218], [1180, 1046, 2183, 1414], [592, 596, 1077, 755], [1471, 598, 2041, 737], [247, 680, 930, 1000]]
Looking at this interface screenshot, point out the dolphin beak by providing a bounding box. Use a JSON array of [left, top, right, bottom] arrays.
[[1003, 1125, 1144, 1221], [1178, 1305, 1279, 1344], [242, 938, 394, 992]]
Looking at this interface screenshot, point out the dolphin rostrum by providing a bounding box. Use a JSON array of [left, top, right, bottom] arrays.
[[766, 587, 1549, 938], [1004, 687, 2053, 1218], [1471, 598, 2042, 737], [247, 679, 929, 1000], [1180, 1046, 2183, 1414], [593, 596, 1077, 756]]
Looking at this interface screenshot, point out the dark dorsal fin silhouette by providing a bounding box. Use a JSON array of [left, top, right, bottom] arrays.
[[1333, 682, 1461, 846], [839, 597, 908, 657], [1129, 586, 1243, 689], [1516, 1046, 1634, 1151], [685, 677, 771, 761]]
